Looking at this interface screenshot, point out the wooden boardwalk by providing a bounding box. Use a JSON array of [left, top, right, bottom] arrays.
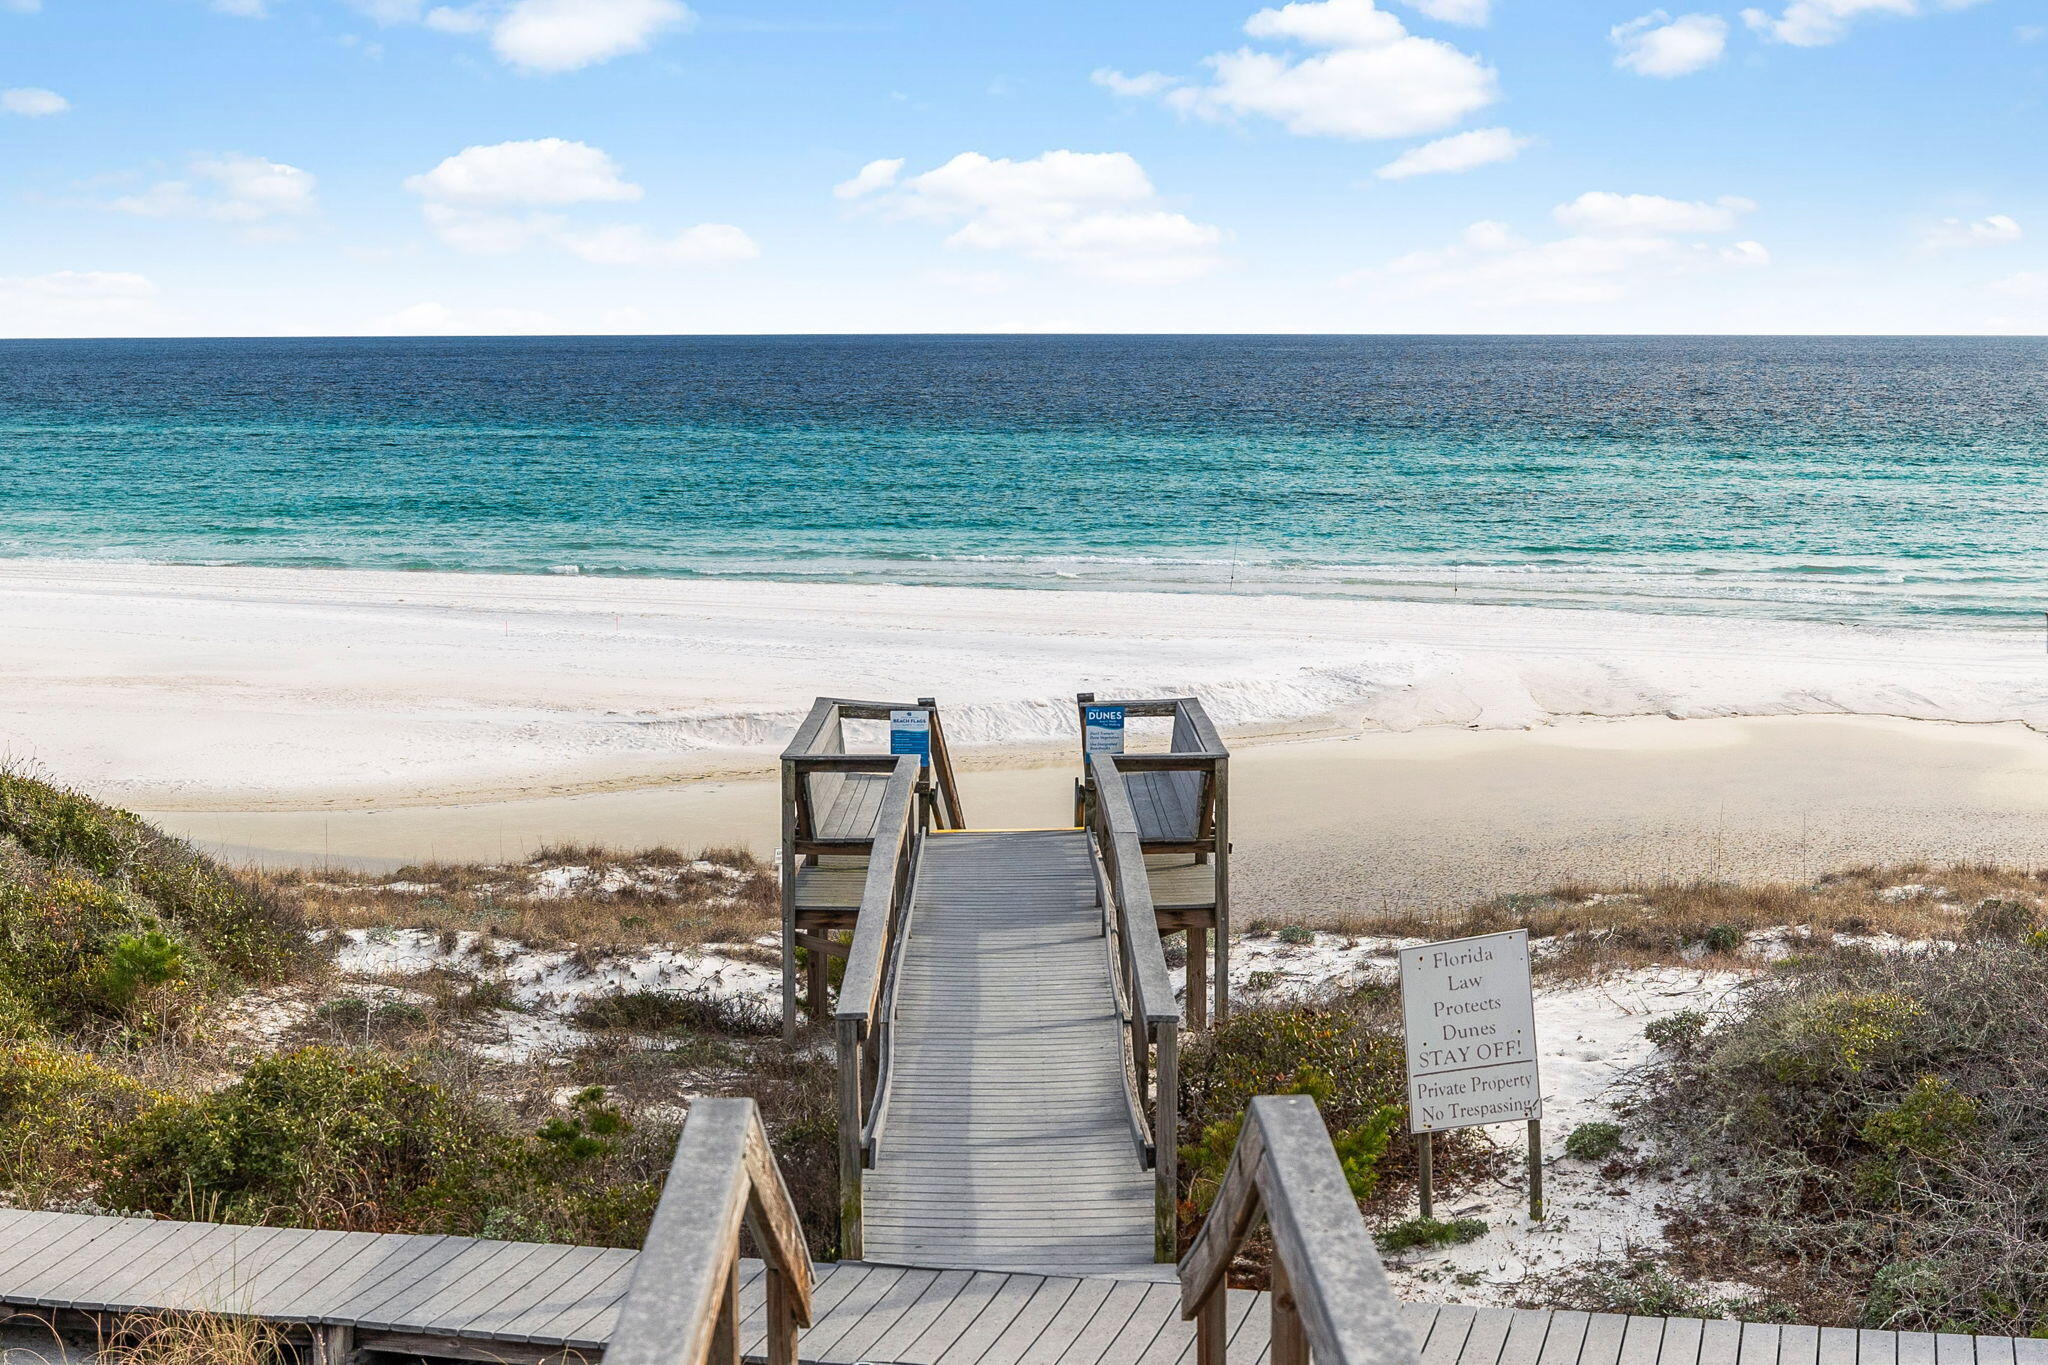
[[861, 829, 1155, 1275], [5, 1212, 2045, 1365]]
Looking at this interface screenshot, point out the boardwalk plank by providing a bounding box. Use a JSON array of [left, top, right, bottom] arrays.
[[862, 830, 1152, 1275]]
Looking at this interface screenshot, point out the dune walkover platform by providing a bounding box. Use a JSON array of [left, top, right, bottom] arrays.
[[7, 690, 2044, 1363]]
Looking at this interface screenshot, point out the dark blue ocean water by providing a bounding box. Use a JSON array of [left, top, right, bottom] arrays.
[[3, 334, 2046, 626]]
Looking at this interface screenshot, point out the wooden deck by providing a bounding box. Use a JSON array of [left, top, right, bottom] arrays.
[[5, 1212, 2044, 1365], [860, 829, 1156, 1276], [0, 1209, 634, 1352], [813, 771, 894, 843]]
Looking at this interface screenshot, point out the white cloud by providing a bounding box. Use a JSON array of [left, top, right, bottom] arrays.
[[2, 86, 68, 115], [862, 150, 1227, 284], [1992, 271, 2047, 299], [1375, 126, 1529, 179], [554, 222, 759, 265], [352, 0, 690, 71], [2, 0, 43, 13], [1112, 0, 1499, 141], [1397, 0, 1490, 23], [1353, 190, 1765, 308], [375, 301, 557, 335], [0, 271, 161, 337], [1554, 191, 1755, 235], [212, 0, 270, 15], [405, 137, 752, 267], [1091, 68, 1179, 97], [1921, 214, 2022, 250], [1612, 12, 1728, 75], [833, 158, 904, 200], [1245, 0, 1407, 46], [110, 154, 316, 224], [404, 138, 641, 205], [424, 4, 489, 32], [1741, 0, 1986, 47], [491, 0, 692, 72]]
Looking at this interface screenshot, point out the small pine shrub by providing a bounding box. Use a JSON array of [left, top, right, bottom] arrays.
[[1701, 924, 1743, 954], [1564, 1121, 1625, 1162], [1644, 1010, 1707, 1056], [0, 772, 309, 1037], [1276, 925, 1315, 946], [572, 988, 775, 1037], [1378, 1216, 1487, 1253]]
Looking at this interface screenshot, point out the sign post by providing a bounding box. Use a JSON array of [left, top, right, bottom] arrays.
[[1399, 929, 1543, 1221], [1082, 704, 1126, 757], [889, 709, 931, 767]]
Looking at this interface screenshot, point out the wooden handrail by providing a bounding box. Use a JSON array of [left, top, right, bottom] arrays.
[[1091, 754, 1177, 1028], [830, 754, 925, 1260], [835, 755, 923, 1026], [1179, 1095, 1416, 1365], [1088, 750, 1181, 1261], [779, 697, 965, 1038], [1075, 693, 1232, 1031], [606, 1098, 814, 1365]]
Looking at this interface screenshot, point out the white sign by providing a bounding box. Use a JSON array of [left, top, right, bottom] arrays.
[[1400, 929, 1541, 1134], [1083, 704, 1126, 755], [889, 709, 931, 763]]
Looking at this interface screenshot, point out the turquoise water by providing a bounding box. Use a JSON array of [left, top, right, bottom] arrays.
[[3, 334, 2046, 626]]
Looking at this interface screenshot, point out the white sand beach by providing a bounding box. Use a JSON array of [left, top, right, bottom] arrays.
[[9, 558, 2048, 903]]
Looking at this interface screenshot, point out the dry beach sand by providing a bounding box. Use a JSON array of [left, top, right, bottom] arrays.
[[8, 558, 2048, 909]]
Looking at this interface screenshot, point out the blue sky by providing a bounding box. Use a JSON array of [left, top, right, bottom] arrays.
[[1, 0, 2042, 335]]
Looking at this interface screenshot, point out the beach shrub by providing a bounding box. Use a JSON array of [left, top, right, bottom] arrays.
[[1564, 1121, 1625, 1162], [1521, 1257, 1783, 1321], [1177, 994, 1493, 1234], [1701, 924, 1743, 954], [1276, 925, 1315, 946], [1644, 1010, 1707, 1056], [1639, 940, 2048, 1333], [0, 773, 309, 1036], [0, 1043, 157, 1203], [572, 987, 776, 1037], [1378, 1216, 1486, 1253], [103, 1046, 507, 1229], [1965, 897, 2035, 940]]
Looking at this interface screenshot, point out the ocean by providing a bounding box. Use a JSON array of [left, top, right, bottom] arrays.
[[3, 333, 2045, 628]]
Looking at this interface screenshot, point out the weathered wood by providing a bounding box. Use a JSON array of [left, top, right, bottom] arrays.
[[863, 830, 1156, 1275], [1181, 1094, 1417, 1365], [4, 1210, 2043, 1365], [605, 1099, 811, 1365]]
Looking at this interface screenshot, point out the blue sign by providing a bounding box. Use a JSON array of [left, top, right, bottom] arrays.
[[890, 709, 931, 763], [1083, 704, 1126, 755]]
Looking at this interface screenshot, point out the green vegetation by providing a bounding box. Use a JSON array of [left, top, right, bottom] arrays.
[[0, 1042, 159, 1202], [1177, 992, 1496, 1253], [1378, 1215, 1487, 1253], [1564, 1121, 1625, 1162], [572, 986, 775, 1037], [1523, 1257, 1787, 1321], [1640, 939, 2048, 1334], [0, 771, 308, 1037]]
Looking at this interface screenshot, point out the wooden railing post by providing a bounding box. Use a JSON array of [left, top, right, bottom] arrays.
[[1155, 1021, 1179, 1262], [835, 1018, 864, 1260], [1178, 1095, 1418, 1365], [607, 1098, 814, 1365], [708, 1256, 739, 1365], [1271, 1254, 1307, 1365]]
